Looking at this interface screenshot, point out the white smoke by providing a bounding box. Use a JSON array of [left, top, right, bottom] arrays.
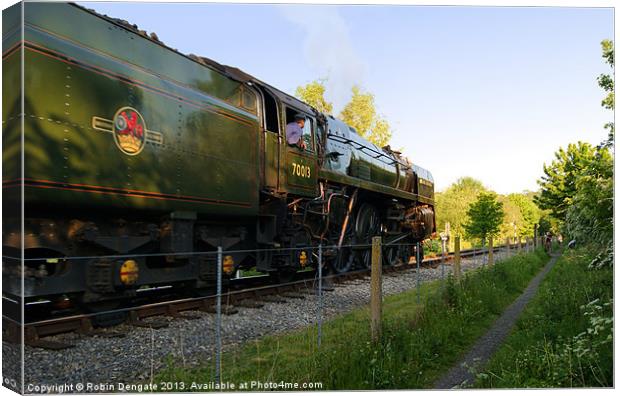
[[280, 5, 365, 113]]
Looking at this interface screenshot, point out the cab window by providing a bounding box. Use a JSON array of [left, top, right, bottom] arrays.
[[285, 107, 314, 152], [241, 86, 257, 113], [224, 86, 241, 107], [302, 117, 314, 151]]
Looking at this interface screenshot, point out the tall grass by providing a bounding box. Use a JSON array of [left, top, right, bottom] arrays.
[[474, 246, 613, 388], [156, 249, 548, 390]]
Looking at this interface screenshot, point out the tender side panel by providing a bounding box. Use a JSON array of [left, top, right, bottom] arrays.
[[21, 2, 259, 216], [3, 2, 22, 186], [2, 2, 23, 240], [25, 2, 255, 107]]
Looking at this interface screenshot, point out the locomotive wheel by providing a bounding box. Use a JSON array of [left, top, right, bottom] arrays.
[[77, 296, 123, 313], [355, 203, 381, 269], [331, 210, 357, 274], [271, 269, 297, 284], [398, 244, 413, 265], [333, 246, 355, 273], [415, 244, 425, 265], [78, 298, 127, 327], [384, 246, 399, 266]]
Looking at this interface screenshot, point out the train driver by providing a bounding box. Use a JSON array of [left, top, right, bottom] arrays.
[[286, 113, 307, 150]]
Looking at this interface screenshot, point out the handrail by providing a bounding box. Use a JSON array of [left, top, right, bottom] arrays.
[[326, 133, 411, 169]]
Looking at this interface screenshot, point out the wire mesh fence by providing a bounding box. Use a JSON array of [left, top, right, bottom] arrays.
[[4, 235, 548, 392]]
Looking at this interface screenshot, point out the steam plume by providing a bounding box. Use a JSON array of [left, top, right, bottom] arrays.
[[280, 5, 365, 113]]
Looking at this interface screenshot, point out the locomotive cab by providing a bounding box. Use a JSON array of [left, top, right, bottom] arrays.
[[281, 107, 319, 196]]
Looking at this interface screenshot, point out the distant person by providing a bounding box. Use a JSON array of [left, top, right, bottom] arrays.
[[545, 232, 552, 252], [286, 113, 307, 150]]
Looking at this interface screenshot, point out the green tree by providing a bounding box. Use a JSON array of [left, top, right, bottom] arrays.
[[536, 214, 557, 236], [371, 118, 391, 149], [598, 40, 614, 146], [339, 85, 392, 147], [435, 177, 487, 237], [564, 147, 613, 243], [463, 192, 505, 244], [534, 141, 599, 222], [497, 192, 542, 240], [508, 193, 541, 237], [498, 195, 522, 239], [295, 79, 334, 114]]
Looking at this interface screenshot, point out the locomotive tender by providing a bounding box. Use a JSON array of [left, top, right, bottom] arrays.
[[2, 2, 435, 308]]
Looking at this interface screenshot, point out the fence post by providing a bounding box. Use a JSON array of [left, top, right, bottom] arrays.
[[370, 236, 382, 343], [506, 237, 510, 256], [216, 246, 222, 383], [416, 241, 421, 304], [472, 240, 476, 265], [454, 236, 461, 282], [488, 236, 494, 266], [441, 237, 446, 280], [317, 244, 323, 348]]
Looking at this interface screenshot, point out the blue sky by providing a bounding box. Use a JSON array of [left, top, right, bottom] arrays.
[[78, 1, 614, 193]]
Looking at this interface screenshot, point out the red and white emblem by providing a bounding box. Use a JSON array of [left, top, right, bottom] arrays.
[[113, 107, 146, 155], [91, 107, 163, 155]]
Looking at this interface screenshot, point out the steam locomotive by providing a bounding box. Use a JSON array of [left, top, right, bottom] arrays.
[[2, 2, 435, 309]]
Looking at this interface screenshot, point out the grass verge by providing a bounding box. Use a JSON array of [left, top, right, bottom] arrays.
[[474, 245, 613, 388], [156, 249, 549, 390]]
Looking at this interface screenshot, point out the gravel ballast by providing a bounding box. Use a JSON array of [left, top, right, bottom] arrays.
[[5, 249, 520, 389]]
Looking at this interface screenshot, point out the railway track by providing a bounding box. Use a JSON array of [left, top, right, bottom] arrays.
[[3, 245, 522, 349]]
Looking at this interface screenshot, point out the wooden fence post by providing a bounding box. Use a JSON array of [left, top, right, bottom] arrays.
[[488, 236, 494, 266], [454, 236, 461, 282], [370, 236, 382, 343]]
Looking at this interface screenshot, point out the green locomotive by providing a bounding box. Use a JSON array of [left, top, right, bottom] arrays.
[[2, 2, 435, 308]]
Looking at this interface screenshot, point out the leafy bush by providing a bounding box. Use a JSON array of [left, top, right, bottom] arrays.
[[475, 246, 613, 388], [588, 241, 613, 270]]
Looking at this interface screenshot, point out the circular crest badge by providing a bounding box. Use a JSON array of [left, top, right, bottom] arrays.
[[112, 107, 146, 155]]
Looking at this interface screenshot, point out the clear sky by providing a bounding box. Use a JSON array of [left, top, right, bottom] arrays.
[[77, 1, 614, 194]]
